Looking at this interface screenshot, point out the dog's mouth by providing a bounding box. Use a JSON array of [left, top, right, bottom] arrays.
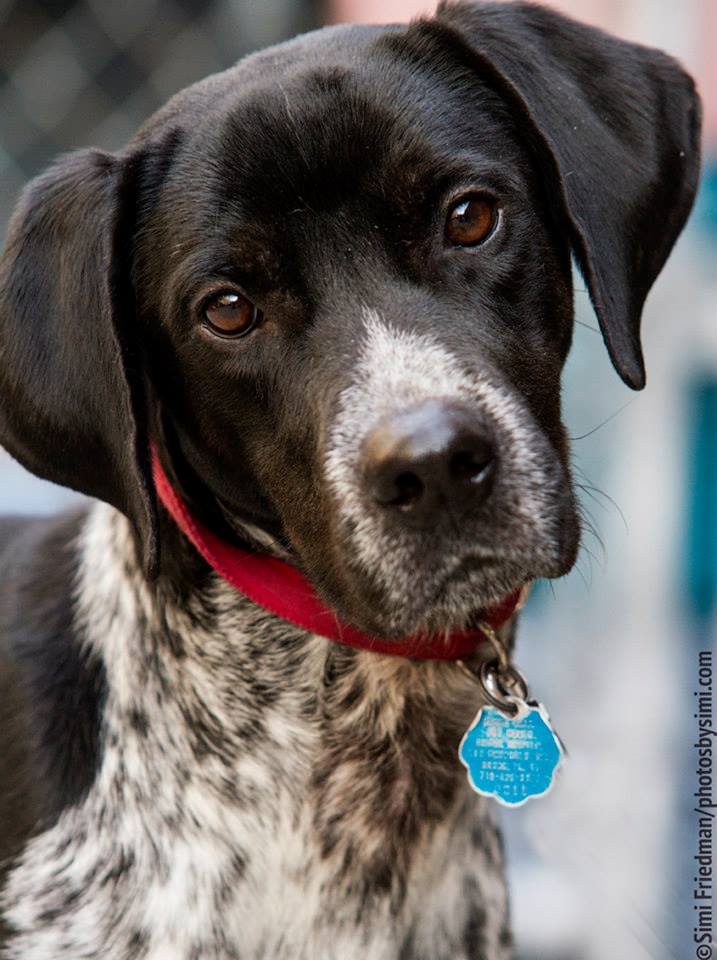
[[311, 533, 543, 639], [315, 461, 580, 639], [405, 557, 534, 634]]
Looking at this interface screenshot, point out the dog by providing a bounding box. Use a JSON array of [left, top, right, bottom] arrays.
[[0, 2, 701, 957]]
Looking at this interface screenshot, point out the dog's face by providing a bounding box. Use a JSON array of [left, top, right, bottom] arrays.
[[0, 3, 701, 639], [137, 30, 578, 636]]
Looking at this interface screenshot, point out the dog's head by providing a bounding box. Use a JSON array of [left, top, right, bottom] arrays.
[[0, 2, 701, 638]]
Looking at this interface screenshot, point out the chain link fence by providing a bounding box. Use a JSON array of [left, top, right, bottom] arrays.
[[0, 0, 320, 239]]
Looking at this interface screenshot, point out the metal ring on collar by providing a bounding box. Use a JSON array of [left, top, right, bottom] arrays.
[[478, 660, 529, 716]]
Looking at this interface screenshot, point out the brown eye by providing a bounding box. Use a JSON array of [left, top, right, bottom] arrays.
[[203, 290, 262, 337], [445, 196, 499, 247]]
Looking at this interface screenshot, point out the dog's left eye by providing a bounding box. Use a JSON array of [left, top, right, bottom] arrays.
[[445, 196, 499, 247], [202, 290, 263, 338]]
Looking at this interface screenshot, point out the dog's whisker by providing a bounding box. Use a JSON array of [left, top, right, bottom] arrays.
[[576, 480, 629, 534], [570, 400, 633, 441]]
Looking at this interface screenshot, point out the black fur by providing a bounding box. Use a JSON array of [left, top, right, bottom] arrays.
[[0, 512, 106, 832]]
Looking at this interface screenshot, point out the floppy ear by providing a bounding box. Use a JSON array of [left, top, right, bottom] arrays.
[[434, 0, 702, 389], [0, 149, 158, 574]]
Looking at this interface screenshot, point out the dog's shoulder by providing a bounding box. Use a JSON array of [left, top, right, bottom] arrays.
[[0, 509, 107, 872]]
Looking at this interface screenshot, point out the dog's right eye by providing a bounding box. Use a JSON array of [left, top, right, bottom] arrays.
[[202, 290, 263, 338], [445, 195, 500, 247]]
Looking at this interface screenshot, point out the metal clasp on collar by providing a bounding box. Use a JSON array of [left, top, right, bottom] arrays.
[[457, 619, 530, 719]]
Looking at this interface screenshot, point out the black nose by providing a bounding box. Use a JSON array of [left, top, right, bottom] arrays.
[[360, 400, 496, 525]]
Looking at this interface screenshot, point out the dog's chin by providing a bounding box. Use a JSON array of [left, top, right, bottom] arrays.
[[328, 514, 585, 639], [387, 561, 532, 639], [322, 554, 553, 641]]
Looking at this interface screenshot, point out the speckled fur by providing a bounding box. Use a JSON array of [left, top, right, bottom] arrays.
[[1, 505, 512, 959]]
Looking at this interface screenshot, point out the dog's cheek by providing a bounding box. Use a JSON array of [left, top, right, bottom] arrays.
[[276, 486, 383, 631], [249, 420, 393, 633]]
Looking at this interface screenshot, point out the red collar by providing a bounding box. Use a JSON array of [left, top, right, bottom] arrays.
[[151, 450, 523, 660]]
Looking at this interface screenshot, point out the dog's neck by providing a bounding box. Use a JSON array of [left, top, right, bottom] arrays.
[[4, 503, 512, 959], [83, 501, 499, 808]]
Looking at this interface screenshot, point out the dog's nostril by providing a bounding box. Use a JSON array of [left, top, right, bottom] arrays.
[[360, 401, 498, 525], [450, 448, 494, 484], [386, 471, 424, 509]]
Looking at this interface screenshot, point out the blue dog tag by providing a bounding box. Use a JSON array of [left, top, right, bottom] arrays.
[[459, 702, 564, 807]]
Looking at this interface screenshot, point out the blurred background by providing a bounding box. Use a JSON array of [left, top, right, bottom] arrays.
[[0, 0, 715, 957]]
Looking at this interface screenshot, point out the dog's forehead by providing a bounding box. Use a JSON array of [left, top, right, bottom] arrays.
[[158, 21, 522, 219], [139, 21, 532, 307]]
